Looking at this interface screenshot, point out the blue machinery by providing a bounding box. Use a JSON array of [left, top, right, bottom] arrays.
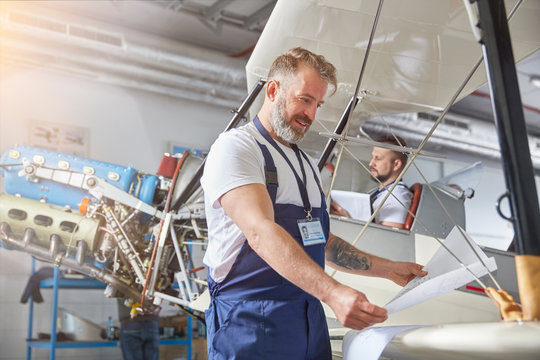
[[0, 145, 203, 358], [0, 144, 206, 307]]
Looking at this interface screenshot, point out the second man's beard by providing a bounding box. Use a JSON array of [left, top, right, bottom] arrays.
[[371, 171, 391, 185], [269, 95, 305, 144]]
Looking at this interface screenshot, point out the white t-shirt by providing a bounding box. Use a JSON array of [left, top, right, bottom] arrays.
[[200, 122, 323, 282], [370, 182, 412, 225]]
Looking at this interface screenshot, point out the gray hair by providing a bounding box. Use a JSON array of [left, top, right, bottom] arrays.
[[267, 47, 337, 95]]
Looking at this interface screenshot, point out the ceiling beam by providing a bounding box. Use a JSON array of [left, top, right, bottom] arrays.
[[243, 1, 276, 31], [204, 0, 236, 21]]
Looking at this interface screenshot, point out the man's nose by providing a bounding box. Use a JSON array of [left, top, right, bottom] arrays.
[[305, 103, 317, 121]]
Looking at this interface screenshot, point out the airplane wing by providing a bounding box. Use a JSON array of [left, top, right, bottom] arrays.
[[246, 0, 540, 131]]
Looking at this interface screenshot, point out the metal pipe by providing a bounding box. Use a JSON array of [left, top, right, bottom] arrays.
[[0, 19, 247, 108], [317, 97, 358, 171], [0, 222, 157, 310], [317, 0, 385, 171]]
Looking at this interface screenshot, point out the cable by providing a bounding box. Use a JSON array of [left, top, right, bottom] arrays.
[[141, 151, 189, 308], [174, 304, 206, 326]]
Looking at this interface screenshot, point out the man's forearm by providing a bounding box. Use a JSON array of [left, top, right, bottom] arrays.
[[325, 233, 391, 276], [325, 233, 372, 272]]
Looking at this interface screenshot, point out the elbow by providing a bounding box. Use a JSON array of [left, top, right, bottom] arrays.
[[245, 230, 263, 253], [244, 220, 292, 262], [243, 220, 274, 254]]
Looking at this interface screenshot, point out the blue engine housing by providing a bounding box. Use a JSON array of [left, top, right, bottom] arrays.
[[0, 146, 158, 210]]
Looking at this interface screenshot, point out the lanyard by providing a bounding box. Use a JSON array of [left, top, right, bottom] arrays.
[[253, 116, 313, 218]]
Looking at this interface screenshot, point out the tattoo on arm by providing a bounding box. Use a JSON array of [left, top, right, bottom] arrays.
[[326, 234, 372, 271]]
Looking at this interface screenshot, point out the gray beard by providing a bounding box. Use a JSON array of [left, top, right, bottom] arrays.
[[269, 96, 304, 144]]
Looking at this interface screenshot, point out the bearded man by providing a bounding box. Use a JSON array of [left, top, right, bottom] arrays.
[[200, 48, 426, 359], [368, 135, 413, 229]]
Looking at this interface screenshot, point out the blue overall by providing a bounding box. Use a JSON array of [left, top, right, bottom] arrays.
[[205, 117, 331, 359]]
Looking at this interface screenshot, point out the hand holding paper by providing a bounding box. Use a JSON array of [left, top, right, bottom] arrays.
[[384, 226, 497, 314], [330, 190, 371, 221]]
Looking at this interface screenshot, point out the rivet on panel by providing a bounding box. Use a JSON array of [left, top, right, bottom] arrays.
[[9, 150, 20, 159], [33, 155, 45, 165], [108, 172, 120, 181], [83, 166, 95, 175]]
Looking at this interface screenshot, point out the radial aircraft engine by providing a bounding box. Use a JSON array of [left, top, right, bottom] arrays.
[[0, 145, 206, 313]]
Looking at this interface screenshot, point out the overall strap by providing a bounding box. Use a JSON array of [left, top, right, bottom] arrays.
[[255, 140, 278, 204], [297, 146, 324, 196]]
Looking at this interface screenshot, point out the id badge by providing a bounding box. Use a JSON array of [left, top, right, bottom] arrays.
[[298, 218, 326, 246]]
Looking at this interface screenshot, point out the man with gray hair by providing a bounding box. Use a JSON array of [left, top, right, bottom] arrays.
[[201, 47, 426, 359]]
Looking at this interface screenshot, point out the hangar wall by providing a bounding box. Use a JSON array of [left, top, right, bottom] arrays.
[[0, 62, 233, 172]]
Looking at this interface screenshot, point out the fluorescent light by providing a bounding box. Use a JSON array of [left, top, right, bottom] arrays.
[[531, 75, 540, 88]]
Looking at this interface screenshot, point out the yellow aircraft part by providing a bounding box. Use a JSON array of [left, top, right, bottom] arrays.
[[486, 254, 540, 322], [485, 287, 523, 322], [516, 254, 540, 321]]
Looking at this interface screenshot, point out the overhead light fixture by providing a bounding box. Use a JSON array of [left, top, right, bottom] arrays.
[[531, 75, 540, 88]]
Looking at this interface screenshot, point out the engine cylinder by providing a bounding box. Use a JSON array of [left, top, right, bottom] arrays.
[[0, 194, 102, 251]]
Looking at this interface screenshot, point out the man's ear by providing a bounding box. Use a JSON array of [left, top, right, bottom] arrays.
[[266, 80, 279, 101], [392, 158, 402, 172]]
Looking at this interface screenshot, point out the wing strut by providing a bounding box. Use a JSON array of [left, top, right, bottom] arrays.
[[316, 0, 385, 171]]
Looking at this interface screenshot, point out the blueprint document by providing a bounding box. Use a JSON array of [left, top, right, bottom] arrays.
[[384, 226, 497, 314]]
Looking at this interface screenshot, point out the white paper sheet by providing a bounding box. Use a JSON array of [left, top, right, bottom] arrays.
[[330, 190, 371, 221], [384, 226, 497, 314], [343, 325, 424, 360]]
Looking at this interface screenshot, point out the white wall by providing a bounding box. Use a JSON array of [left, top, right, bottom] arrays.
[[0, 60, 238, 359], [0, 62, 231, 171]]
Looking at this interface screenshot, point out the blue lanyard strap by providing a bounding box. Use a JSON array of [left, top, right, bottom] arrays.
[[297, 148, 324, 196], [370, 181, 407, 208], [253, 116, 312, 215], [291, 144, 308, 186]]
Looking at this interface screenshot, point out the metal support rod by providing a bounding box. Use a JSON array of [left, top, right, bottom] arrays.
[[171, 79, 266, 212], [50, 266, 60, 360], [317, 97, 359, 171], [317, 0, 385, 171], [476, 0, 540, 255]]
